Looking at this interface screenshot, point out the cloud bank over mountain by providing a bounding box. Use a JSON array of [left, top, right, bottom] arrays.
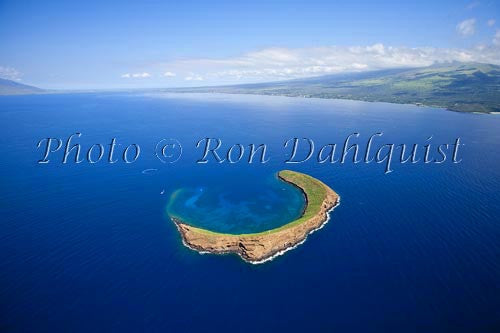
[[152, 43, 500, 84]]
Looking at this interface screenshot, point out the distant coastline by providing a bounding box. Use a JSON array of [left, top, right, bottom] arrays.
[[164, 62, 500, 114], [4, 62, 498, 114], [170, 170, 340, 263]]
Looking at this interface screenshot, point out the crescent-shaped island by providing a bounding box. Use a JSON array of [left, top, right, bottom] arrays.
[[170, 170, 340, 264]]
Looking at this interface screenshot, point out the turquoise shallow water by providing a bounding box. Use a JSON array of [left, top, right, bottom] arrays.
[[0, 92, 499, 331], [167, 172, 305, 233]]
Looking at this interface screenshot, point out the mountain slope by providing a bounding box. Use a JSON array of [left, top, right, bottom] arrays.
[[0, 78, 43, 95], [172, 63, 500, 113]]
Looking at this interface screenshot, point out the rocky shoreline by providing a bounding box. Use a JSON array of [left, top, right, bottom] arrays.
[[171, 170, 340, 263]]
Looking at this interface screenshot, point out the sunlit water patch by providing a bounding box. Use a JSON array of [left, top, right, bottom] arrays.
[[167, 174, 305, 234]]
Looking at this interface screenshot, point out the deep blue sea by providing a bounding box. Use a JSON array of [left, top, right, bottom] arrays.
[[1, 92, 499, 332]]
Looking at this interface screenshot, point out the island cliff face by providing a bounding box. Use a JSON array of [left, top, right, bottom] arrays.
[[171, 170, 340, 263]]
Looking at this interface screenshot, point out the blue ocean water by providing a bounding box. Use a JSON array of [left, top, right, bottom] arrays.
[[0, 92, 499, 331], [166, 174, 305, 234]]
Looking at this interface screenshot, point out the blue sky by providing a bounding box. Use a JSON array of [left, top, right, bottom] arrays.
[[0, 0, 499, 89]]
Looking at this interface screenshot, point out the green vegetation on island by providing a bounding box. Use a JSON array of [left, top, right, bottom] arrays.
[[170, 170, 328, 237], [170, 170, 340, 263], [267, 170, 327, 234]]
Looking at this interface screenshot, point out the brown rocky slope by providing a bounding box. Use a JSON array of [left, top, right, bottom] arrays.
[[171, 170, 340, 263]]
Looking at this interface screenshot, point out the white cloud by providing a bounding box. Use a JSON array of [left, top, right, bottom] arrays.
[[0, 66, 21, 81], [494, 30, 500, 45], [163, 71, 176, 77], [456, 18, 476, 37], [487, 19, 495, 27], [466, 1, 480, 10], [121, 72, 151, 78], [351, 63, 368, 69], [160, 43, 499, 84], [184, 73, 203, 81]]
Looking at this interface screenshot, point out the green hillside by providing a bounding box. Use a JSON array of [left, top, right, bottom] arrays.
[[171, 62, 500, 113]]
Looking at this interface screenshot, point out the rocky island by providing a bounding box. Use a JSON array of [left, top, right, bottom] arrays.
[[170, 170, 340, 263]]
